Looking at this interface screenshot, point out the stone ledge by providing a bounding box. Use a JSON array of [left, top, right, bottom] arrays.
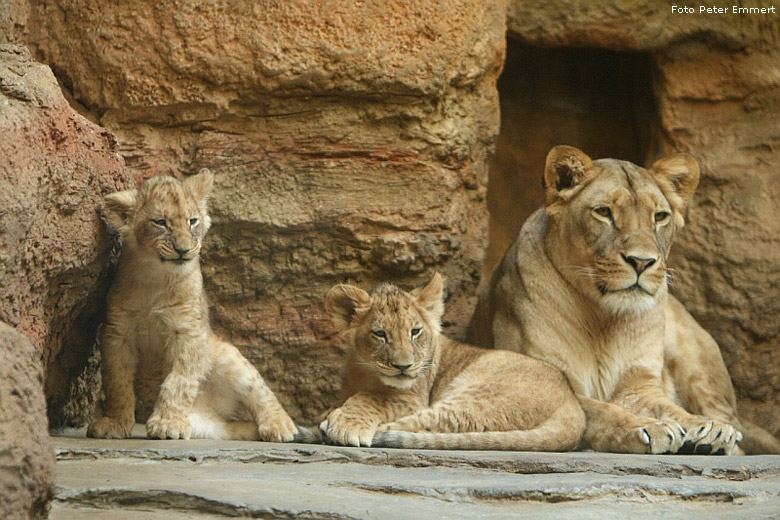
[[51, 425, 780, 519]]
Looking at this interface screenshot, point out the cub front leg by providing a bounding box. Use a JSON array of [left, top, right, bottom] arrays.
[[578, 396, 685, 454], [211, 341, 298, 442], [88, 324, 137, 439], [320, 393, 421, 447], [612, 367, 741, 455], [146, 329, 210, 440]]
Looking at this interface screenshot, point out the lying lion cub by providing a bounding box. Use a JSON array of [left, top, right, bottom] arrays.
[[320, 273, 585, 450], [88, 170, 297, 442], [470, 145, 780, 455]]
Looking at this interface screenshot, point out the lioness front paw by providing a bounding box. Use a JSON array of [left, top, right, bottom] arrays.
[[258, 412, 298, 443], [633, 418, 686, 454], [87, 416, 132, 439], [319, 408, 376, 447], [677, 418, 741, 455], [146, 414, 191, 440]]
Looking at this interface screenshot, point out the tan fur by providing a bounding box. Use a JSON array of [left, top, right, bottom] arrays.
[[470, 145, 780, 455], [87, 170, 297, 442], [320, 273, 585, 451]]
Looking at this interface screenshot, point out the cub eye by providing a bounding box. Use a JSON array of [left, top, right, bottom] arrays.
[[371, 330, 387, 340], [594, 206, 612, 219], [189, 217, 199, 227], [151, 218, 167, 227], [654, 211, 671, 223], [411, 327, 422, 338]]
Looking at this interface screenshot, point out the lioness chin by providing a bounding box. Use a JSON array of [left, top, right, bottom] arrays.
[[470, 145, 780, 455]]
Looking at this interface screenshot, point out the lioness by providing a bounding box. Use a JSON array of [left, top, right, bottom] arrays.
[[470, 145, 780, 455], [87, 170, 297, 442], [320, 273, 585, 450]]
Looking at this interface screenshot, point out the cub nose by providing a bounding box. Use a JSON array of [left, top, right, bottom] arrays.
[[174, 247, 189, 257], [622, 254, 657, 275], [392, 363, 412, 372]]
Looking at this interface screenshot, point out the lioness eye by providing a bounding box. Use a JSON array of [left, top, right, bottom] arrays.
[[189, 217, 199, 226], [594, 206, 612, 219], [151, 218, 167, 227], [411, 327, 422, 338], [371, 330, 387, 340], [655, 211, 671, 223]]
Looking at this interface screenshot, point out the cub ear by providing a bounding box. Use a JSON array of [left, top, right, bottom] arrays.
[[184, 168, 215, 202], [103, 190, 137, 230], [543, 145, 594, 206], [412, 272, 445, 323], [326, 284, 371, 331], [651, 153, 700, 218]]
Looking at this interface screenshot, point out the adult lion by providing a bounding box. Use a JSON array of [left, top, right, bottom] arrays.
[[469, 145, 780, 455]]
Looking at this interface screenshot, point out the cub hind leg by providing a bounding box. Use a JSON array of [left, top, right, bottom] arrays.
[[206, 336, 297, 442]]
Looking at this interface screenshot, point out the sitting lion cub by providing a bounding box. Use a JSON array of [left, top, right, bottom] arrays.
[[87, 170, 297, 442], [320, 273, 585, 450], [470, 145, 780, 455]]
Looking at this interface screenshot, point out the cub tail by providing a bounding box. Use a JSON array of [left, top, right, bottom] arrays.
[[373, 401, 584, 452]]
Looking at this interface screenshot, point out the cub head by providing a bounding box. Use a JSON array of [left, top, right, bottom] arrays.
[[542, 145, 699, 315], [326, 273, 445, 390], [103, 169, 214, 271]]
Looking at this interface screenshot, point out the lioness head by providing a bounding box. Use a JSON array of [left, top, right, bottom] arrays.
[[542, 145, 699, 315], [326, 273, 445, 389], [103, 169, 214, 270]]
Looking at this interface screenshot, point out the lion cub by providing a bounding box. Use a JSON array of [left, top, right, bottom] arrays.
[[87, 170, 297, 442], [320, 273, 585, 450]]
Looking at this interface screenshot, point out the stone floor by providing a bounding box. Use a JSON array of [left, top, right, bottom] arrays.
[[50, 425, 780, 519]]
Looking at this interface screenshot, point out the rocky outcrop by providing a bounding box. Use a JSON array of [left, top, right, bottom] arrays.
[[491, 1, 780, 436], [23, 2, 505, 422], [0, 44, 130, 426], [0, 322, 54, 520]]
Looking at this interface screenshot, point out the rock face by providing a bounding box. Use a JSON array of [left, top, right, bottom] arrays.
[[0, 322, 55, 520], [0, 44, 130, 426], [491, 1, 780, 437], [20, 1, 505, 422]]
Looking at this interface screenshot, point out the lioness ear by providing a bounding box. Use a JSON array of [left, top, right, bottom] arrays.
[[651, 154, 700, 220], [412, 272, 445, 323], [103, 190, 137, 230], [184, 168, 214, 202], [326, 284, 371, 331], [543, 145, 594, 206]]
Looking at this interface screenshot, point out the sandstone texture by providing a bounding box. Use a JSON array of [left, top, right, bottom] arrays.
[[0, 322, 55, 520], [489, 1, 780, 438], [20, 1, 505, 422], [0, 44, 130, 427], [50, 428, 780, 519]]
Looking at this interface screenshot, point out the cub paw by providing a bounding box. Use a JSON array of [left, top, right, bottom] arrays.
[[87, 416, 132, 439], [377, 414, 426, 433], [677, 418, 741, 456], [146, 414, 192, 440], [320, 408, 376, 447], [258, 412, 298, 443], [633, 419, 686, 454]]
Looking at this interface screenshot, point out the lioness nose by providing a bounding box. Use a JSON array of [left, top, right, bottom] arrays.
[[622, 254, 656, 274], [392, 363, 412, 372]]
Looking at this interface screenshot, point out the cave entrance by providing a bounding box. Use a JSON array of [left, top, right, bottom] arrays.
[[484, 40, 658, 275]]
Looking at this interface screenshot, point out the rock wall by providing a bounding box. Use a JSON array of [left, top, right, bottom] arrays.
[[0, 44, 130, 426], [0, 322, 54, 520], [20, 1, 505, 422], [494, 0, 780, 436]]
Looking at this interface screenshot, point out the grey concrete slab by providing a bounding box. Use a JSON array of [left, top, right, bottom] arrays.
[[50, 425, 780, 519]]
